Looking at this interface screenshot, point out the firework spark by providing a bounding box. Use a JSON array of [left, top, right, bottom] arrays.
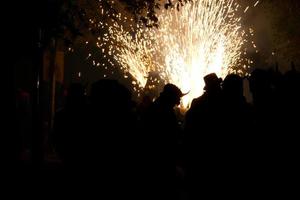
[[101, 0, 250, 110], [154, 0, 246, 108], [108, 22, 160, 87]]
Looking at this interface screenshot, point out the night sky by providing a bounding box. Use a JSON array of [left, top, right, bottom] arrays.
[[11, 0, 300, 92], [65, 0, 300, 87]]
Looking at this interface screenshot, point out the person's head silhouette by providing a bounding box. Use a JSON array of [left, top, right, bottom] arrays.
[[159, 84, 186, 107], [223, 74, 243, 96], [203, 73, 222, 92]]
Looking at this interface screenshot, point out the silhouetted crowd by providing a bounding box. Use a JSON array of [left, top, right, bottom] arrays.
[[15, 66, 300, 198]]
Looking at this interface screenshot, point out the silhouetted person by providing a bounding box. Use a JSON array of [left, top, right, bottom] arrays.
[[53, 83, 87, 167], [249, 69, 274, 117], [184, 73, 225, 198], [248, 68, 292, 186], [222, 74, 254, 131], [280, 63, 300, 177], [83, 79, 139, 198], [185, 73, 223, 132], [222, 74, 256, 181], [142, 83, 185, 199], [144, 83, 184, 131], [283, 62, 300, 127]]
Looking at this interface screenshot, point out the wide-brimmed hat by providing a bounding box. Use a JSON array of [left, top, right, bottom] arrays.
[[162, 84, 188, 98], [203, 73, 222, 90]]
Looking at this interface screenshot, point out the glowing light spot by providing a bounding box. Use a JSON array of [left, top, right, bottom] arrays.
[[97, 0, 252, 110]]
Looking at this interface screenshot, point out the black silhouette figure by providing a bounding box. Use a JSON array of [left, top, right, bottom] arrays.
[[85, 79, 139, 197], [280, 63, 300, 177], [51, 80, 139, 198], [248, 69, 276, 164], [221, 74, 255, 181], [184, 73, 226, 198], [283, 62, 300, 127], [222, 74, 254, 131], [142, 83, 185, 200], [185, 73, 223, 132], [53, 83, 87, 167]]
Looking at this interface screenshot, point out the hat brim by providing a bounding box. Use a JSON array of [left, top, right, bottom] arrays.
[[203, 78, 222, 90], [181, 91, 189, 97]]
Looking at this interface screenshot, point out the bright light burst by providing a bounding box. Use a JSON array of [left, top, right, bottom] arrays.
[[108, 23, 159, 87], [102, 0, 251, 110]]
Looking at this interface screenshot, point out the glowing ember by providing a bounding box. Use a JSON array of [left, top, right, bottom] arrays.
[[254, 1, 260, 7]]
